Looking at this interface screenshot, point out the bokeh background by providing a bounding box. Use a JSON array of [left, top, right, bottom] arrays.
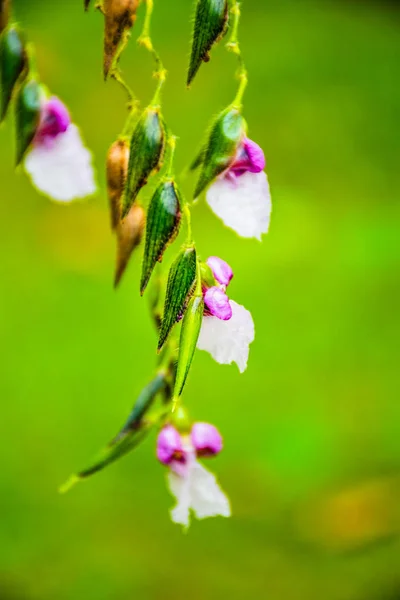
[[0, 0, 399, 598]]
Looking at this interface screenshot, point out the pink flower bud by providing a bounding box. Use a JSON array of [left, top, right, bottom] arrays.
[[191, 422, 223, 457], [231, 137, 265, 177], [206, 256, 233, 288], [37, 97, 70, 141], [204, 286, 232, 321], [156, 425, 186, 466]]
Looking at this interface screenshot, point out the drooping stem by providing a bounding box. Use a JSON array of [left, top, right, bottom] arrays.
[[226, 1, 248, 108], [138, 0, 167, 106]]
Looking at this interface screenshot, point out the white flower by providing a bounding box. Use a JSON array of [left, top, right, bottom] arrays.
[[206, 170, 271, 240], [24, 124, 96, 202], [167, 452, 231, 528], [197, 300, 255, 373]]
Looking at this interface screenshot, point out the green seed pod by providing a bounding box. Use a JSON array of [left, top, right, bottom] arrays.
[[0, 26, 27, 122], [106, 138, 129, 230], [123, 107, 165, 218], [0, 0, 10, 33], [15, 78, 42, 165], [114, 203, 145, 288], [158, 245, 197, 352], [103, 0, 139, 79], [187, 0, 228, 87], [173, 294, 204, 398], [140, 179, 182, 295], [194, 106, 244, 198]]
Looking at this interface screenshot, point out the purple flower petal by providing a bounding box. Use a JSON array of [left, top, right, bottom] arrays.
[[204, 287, 232, 321], [230, 137, 265, 177], [156, 425, 186, 466], [191, 422, 223, 458], [206, 256, 233, 288], [37, 97, 70, 142]]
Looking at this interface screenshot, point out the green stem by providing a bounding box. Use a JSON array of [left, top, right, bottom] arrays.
[[138, 0, 167, 106], [183, 204, 193, 245], [166, 135, 177, 178], [226, 0, 248, 108]]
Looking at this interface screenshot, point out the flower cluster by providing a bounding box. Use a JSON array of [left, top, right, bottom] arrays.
[[48, 0, 273, 531]]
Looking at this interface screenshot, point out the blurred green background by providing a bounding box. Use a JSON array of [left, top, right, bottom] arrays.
[[0, 0, 399, 598]]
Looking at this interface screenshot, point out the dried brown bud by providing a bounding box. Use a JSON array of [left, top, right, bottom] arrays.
[[0, 0, 10, 33], [114, 204, 145, 288], [103, 0, 139, 79], [106, 138, 129, 231]]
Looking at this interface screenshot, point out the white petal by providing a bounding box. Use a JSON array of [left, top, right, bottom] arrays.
[[188, 461, 231, 521], [167, 459, 231, 528], [197, 300, 255, 373], [206, 171, 271, 240], [24, 124, 97, 202]]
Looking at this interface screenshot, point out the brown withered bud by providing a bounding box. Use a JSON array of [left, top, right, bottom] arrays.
[[103, 0, 139, 79], [0, 0, 10, 33], [106, 138, 130, 231], [114, 204, 145, 288]]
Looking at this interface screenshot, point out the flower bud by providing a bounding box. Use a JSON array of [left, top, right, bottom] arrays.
[[230, 137, 265, 176], [123, 107, 165, 218], [0, 0, 10, 33], [187, 0, 228, 86], [206, 256, 233, 287], [106, 138, 129, 230], [114, 203, 145, 288], [204, 286, 232, 320], [0, 25, 27, 122], [15, 78, 42, 165], [103, 0, 139, 79], [158, 245, 197, 352], [191, 422, 223, 457], [194, 107, 244, 198], [140, 180, 182, 295], [156, 425, 186, 466]]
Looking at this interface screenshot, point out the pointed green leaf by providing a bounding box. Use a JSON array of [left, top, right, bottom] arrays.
[[174, 294, 204, 398], [0, 26, 26, 121], [158, 246, 197, 351], [194, 107, 244, 198], [60, 374, 166, 490], [15, 78, 42, 165], [122, 107, 165, 218], [141, 180, 182, 295], [187, 0, 228, 86]]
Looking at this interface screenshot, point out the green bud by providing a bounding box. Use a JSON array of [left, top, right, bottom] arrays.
[[123, 107, 166, 218], [0, 26, 27, 122], [0, 0, 10, 33], [200, 261, 216, 287], [140, 179, 182, 295], [158, 245, 197, 352], [194, 106, 244, 198], [174, 294, 204, 399], [187, 0, 228, 87], [15, 78, 42, 165]]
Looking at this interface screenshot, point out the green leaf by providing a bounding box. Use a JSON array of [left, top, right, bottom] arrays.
[[122, 107, 165, 218], [174, 294, 204, 398], [140, 180, 182, 295], [15, 78, 42, 165], [0, 26, 26, 122], [60, 374, 166, 490], [187, 0, 228, 86], [158, 246, 197, 352], [194, 106, 244, 198]]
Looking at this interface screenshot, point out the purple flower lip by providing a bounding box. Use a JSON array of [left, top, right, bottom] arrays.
[[191, 422, 223, 458], [207, 256, 233, 288], [156, 425, 186, 466], [230, 137, 265, 177], [37, 97, 70, 142], [204, 287, 232, 321]]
